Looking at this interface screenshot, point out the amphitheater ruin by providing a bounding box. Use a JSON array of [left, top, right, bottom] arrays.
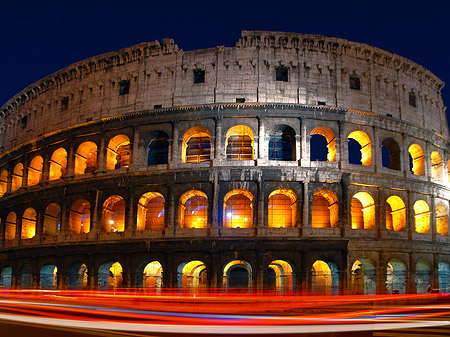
[[0, 31, 448, 294]]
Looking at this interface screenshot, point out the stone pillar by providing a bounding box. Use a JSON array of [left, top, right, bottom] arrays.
[[166, 184, 175, 237], [211, 171, 220, 235], [431, 195, 436, 241], [97, 133, 106, 173], [408, 253, 415, 294], [340, 173, 350, 237], [42, 151, 50, 183], [126, 188, 135, 237], [66, 143, 75, 177], [373, 126, 379, 173], [91, 189, 101, 239], [376, 255, 385, 294], [256, 252, 264, 292], [57, 266, 66, 290], [130, 126, 140, 171], [6, 167, 12, 193], [300, 118, 309, 166], [336, 120, 344, 166], [257, 173, 265, 235], [210, 253, 218, 289], [169, 121, 180, 167], [377, 187, 383, 238], [214, 116, 224, 163], [21, 159, 28, 189], [257, 116, 265, 161], [302, 180, 310, 234], [295, 135, 301, 163]]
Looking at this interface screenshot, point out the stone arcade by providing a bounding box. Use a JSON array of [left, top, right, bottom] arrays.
[[0, 31, 449, 294]]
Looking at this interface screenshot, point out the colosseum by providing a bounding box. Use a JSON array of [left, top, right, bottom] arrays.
[[0, 30, 448, 294]]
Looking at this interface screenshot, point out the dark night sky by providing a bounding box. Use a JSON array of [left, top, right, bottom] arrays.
[[1, 1, 449, 127]]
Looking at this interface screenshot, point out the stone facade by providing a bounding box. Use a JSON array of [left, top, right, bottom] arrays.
[[0, 31, 449, 294]]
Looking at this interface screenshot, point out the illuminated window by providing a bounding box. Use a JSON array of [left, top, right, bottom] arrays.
[[21, 208, 37, 239], [225, 125, 254, 161], [268, 125, 295, 161], [267, 260, 294, 291], [143, 261, 163, 288], [348, 131, 371, 166], [223, 189, 253, 228], [98, 262, 122, 290], [268, 189, 297, 228], [178, 260, 207, 289], [5, 212, 16, 240], [147, 131, 169, 165], [102, 195, 125, 232], [137, 192, 165, 230], [49, 148, 67, 181], [69, 199, 90, 234], [310, 127, 336, 162], [0, 170, 7, 197], [27, 156, 43, 186], [408, 144, 425, 176], [311, 260, 338, 295], [436, 204, 448, 236], [431, 151, 443, 181], [414, 200, 430, 234], [351, 259, 376, 295], [385, 196, 406, 231], [106, 134, 130, 170], [74, 141, 98, 175], [179, 190, 208, 228], [311, 189, 338, 228], [11, 163, 23, 192], [381, 138, 400, 170], [43, 203, 61, 236], [182, 127, 211, 163], [351, 192, 375, 230]]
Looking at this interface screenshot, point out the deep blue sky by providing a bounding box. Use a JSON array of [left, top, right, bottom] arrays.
[[1, 1, 449, 127]]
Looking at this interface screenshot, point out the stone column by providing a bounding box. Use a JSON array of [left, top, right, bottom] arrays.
[[97, 133, 106, 173], [257, 173, 265, 235], [66, 143, 75, 177], [336, 120, 344, 166], [431, 195, 436, 241], [340, 173, 350, 237], [130, 126, 140, 171], [166, 184, 175, 237], [126, 187, 135, 238], [91, 189, 100, 239], [408, 253, 415, 294], [376, 255, 385, 294], [214, 116, 224, 163], [211, 171, 220, 236], [21, 159, 28, 189], [169, 121, 180, 168], [300, 118, 309, 166], [42, 150, 50, 183], [302, 180, 310, 235], [373, 126, 379, 173], [257, 116, 266, 161]]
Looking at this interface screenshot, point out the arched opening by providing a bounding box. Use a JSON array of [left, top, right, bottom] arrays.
[[21, 207, 37, 239], [268, 189, 297, 228], [18, 264, 33, 289], [431, 151, 443, 181], [0, 170, 8, 196], [67, 262, 88, 290], [267, 260, 295, 292], [40, 264, 57, 289], [351, 259, 376, 295], [69, 199, 90, 234], [147, 131, 169, 165], [11, 163, 23, 192], [223, 189, 253, 228], [408, 144, 425, 176], [225, 125, 254, 161], [1, 267, 12, 288], [142, 261, 163, 289], [386, 259, 407, 294], [102, 195, 125, 232], [415, 260, 431, 294], [27, 156, 43, 186], [179, 190, 208, 228], [223, 260, 252, 290], [98, 261, 122, 290], [310, 127, 336, 162], [413, 200, 430, 234], [268, 125, 296, 161], [74, 141, 97, 175], [106, 134, 130, 170], [311, 189, 338, 228], [182, 127, 211, 163], [351, 192, 375, 230], [177, 261, 207, 289], [49, 148, 67, 181], [438, 262, 450, 293], [436, 204, 448, 236], [43, 203, 61, 236], [385, 196, 406, 231], [5, 212, 16, 240], [137, 192, 165, 231], [348, 131, 371, 166], [381, 138, 400, 170], [311, 260, 338, 295]]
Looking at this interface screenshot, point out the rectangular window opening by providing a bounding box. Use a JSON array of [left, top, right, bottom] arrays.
[[236, 98, 246, 103], [61, 97, 69, 111], [153, 104, 162, 109], [193, 69, 205, 84], [119, 80, 130, 96], [409, 92, 417, 107], [276, 66, 289, 82], [350, 76, 361, 90]]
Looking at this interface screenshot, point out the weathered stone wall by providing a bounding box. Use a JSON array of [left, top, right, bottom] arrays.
[[0, 31, 446, 154]]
